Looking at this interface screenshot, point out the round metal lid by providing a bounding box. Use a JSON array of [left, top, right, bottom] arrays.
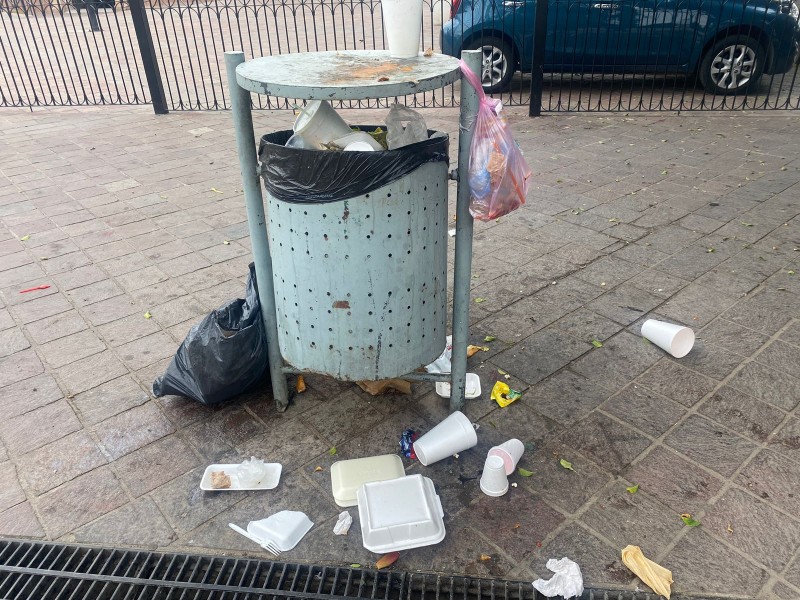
[[235, 50, 461, 100]]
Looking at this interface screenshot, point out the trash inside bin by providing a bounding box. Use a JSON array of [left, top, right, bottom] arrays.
[[258, 128, 449, 381], [258, 127, 448, 203], [152, 263, 269, 405]]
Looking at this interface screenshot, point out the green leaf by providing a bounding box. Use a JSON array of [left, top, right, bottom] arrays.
[[350, 564, 362, 568], [329, 447, 337, 455], [210, 187, 224, 194], [591, 339, 603, 348], [143, 311, 152, 319], [20, 235, 30, 241], [788, 270, 796, 276], [740, 221, 754, 227], [223, 240, 231, 245], [626, 484, 639, 494], [484, 335, 496, 342], [559, 458, 574, 471], [661, 170, 668, 175], [706, 247, 715, 253], [497, 368, 508, 376], [681, 514, 701, 527], [518, 467, 533, 477], [474, 297, 486, 304]]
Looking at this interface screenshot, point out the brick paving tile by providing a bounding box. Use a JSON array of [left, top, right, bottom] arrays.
[[729, 361, 800, 411], [0, 502, 45, 538], [0, 462, 26, 513], [571, 330, 664, 392], [528, 369, 612, 426], [0, 399, 81, 456], [704, 487, 800, 571], [35, 467, 128, 539], [0, 373, 63, 419], [115, 331, 178, 371], [56, 350, 128, 396], [71, 375, 149, 426], [562, 411, 652, 474], [93, 402, 175, 460], [699, 386, 786, 443], [65, 279, 124, 307], [148, 296, 207, 328], [626, 446, 724, 515], [17, 431, 107, 496], [24, 309, 87, 344], [779, 320, 800, 347], [10, 292, 72, 324], [0, 327, 30, 358], [664, 414, 757, 477], [601, 384, 686, 438], [737, 450, 800, 517], [0, 309, 14, 331], [663, 530, 768, 597], [96, 312, 162, 347], [699, 317, 770, 357], [634, 358, 716, 407], [665, 338, 744, 381], [81, 294, 140, 326], [552, 308, 624, 344], [71, 497, 176, 548], [494, 327, 592, 386], [113, 435, 199, 498], [38, 329, 106, 369]]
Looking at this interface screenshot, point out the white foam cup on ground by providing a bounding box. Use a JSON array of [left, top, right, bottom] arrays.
[[413, 410, 478, 466], [488, 438, 524, 475], [640, 319, 695, 358], [293, 100, 352, 148], [479, 455, 509, 497], [381, 0, 423, 58]]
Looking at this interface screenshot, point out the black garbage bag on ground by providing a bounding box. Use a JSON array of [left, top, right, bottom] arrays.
[[152, 263, 269, 405]]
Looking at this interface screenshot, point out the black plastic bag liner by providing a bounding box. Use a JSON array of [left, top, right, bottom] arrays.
[[152, 263, 269, 405], [258, 127, 448, 204]]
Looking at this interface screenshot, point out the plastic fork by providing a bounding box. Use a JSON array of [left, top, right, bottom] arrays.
[[228, 523, 281, 557]]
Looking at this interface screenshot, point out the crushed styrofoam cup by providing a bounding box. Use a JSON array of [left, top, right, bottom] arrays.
[[479, 455, 508, 497], [532, 557, 584, 599], [488, 438, 524, 475], [333, 511, 352, 535], [640, 319, 695, 358], [413, 410, 477, 466], [237, 456, 269, 487], [425, 335, 452, 374]]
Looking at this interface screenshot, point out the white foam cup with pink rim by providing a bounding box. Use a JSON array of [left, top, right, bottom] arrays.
[[488, 438, 525, 475], [640, 319, 695, 358], [413, 410, 478, 466], [479, 455, 509, 497]]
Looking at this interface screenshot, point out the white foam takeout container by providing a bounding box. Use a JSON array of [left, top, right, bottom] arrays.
[[357, 474, 445, 553], [248, 511, 313, 551], [331, 454, 405, 507], [435, 372, 482, 399], [200, 463, 282, 491]]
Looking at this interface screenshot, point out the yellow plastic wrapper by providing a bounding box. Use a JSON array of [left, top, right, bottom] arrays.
[[621, 545, 673, 599], [491, 381, 522, 407]]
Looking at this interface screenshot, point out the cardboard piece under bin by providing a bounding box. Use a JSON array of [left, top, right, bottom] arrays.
[[330, 454, 405, 507]]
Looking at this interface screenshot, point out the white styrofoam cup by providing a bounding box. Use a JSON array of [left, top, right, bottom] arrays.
[[381, 0, 423, 58], [292, 100, 352, 148], [488, 438, 525, 475], [640, 319, 695, 358], [413, 410, 478, 466], [479, 455, 509, 497]]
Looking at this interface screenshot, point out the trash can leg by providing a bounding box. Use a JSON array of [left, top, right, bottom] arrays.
[[450, 49, 482, 413], [225, 51, 290, 412]]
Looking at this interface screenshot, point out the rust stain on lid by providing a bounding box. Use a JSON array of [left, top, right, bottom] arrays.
[[333, 300, 350, 309]]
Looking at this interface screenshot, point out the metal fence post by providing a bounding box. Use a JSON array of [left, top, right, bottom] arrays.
[[528, 0, 548, 117], [128, 0, 168, 114]]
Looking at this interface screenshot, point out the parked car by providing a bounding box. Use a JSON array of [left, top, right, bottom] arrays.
[[441, 0, 800, 94]]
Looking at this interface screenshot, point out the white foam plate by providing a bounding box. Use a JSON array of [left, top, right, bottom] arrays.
[[200, 463, 282, 491], [248, 511, 313, 551], [435, 373, 481, 399]]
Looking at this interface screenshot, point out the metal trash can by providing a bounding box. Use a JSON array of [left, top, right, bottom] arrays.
[[258, 130, 449, 381]]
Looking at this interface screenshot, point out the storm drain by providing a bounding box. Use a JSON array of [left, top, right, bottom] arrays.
[[0, 538, 666, 600]]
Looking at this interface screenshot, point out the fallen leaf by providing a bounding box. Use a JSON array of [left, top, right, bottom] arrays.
[[329, 447, 337, 455], [350, 564, 362, 568], [314, 466, 323, 472], [706, 247, 715, 253], [626, 484, 639, 494], [479, 554, 492, 561], [661, 170, 668, 175], [484, 335, 496, 342], [160, 194, 168, 199], [20, 235, 30, 241], [296, 375, 306, 393], [513, 523, 521, 529], [210, 187, 224, 194], [497, 368, 508, 376], [223, 240, 231, 245], [423, 47, 434, 57], [375, 552, 400, 569], [780, 166, 788, 171], [559, 458, 574, 471], [740, 221, 754, 227], [608, 217, 620, 223], [680, 514, 701, 527], [727, 524, 734, 534], [377, 76, 390, 82], [474, 297, 486, 303], [518, 467, 533, 477], [144, 311, 152, 319], [471, 274, 480, 279], [788, 270, 796, 275], [591, 339, 603, 348]]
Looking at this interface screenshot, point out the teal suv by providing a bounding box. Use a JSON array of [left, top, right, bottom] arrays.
[[441, 0, 800, 94]]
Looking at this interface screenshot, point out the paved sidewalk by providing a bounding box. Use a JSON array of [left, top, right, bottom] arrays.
[[1, 106, 800, 599]]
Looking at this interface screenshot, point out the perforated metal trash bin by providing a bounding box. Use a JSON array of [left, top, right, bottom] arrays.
[[258, 131, 449, 381]]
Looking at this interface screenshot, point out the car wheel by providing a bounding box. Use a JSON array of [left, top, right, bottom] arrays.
[[466, 37, 515, 93], [699, 35, 765, 95]]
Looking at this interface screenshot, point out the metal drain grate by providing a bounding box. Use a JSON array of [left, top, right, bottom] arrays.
[[0, 538, 671, 600]]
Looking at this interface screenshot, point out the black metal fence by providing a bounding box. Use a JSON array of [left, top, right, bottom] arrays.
[[1, 0, 799, 112]]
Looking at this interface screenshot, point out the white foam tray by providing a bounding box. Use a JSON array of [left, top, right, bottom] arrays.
[[435, 372, 481, 399], [200, 463, 282, 491]]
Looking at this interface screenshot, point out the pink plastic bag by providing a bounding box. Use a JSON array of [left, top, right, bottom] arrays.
[[459, 60, 531, 221]]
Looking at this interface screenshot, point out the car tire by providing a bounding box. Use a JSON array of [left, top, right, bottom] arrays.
[[698, 35, 765, 95], [465, 37, 515, 93]]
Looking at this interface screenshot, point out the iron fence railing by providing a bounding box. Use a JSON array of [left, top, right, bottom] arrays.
[[1, 0, 799, 112]]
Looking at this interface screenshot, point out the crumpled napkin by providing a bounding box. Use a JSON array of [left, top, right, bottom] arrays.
[[532, 557, 583, 599], [333, 511, 352, 536], [621, 545, 673, 599]]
